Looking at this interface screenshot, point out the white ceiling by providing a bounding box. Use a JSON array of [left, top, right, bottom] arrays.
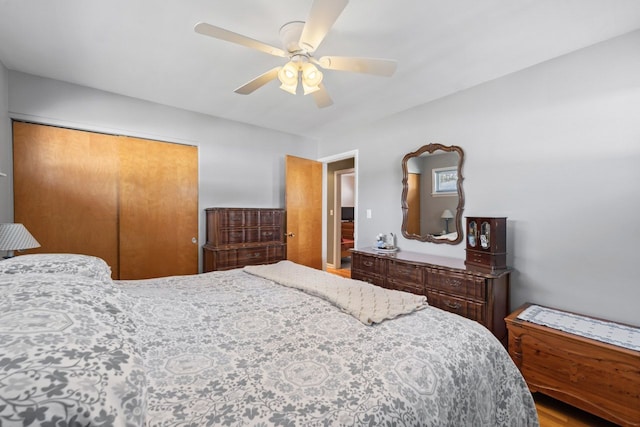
[[1, 0, 640, 140]]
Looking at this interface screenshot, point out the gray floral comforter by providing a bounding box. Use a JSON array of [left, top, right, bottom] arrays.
[[0, 273, 146, 426], [119, 269, 538, 426], [0, 254, 538, 426]]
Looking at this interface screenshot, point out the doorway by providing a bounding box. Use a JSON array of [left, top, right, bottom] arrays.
[[321, 153, 356, 273], [334, 169, 354, 270]]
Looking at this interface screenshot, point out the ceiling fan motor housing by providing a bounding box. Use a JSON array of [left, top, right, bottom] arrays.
[[279, 21, 306, 54]]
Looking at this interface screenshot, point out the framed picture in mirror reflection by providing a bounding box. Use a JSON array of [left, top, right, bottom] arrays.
[[432, 167, 458, 195]]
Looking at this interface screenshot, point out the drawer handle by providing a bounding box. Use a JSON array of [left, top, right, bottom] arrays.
[[445, 278, 463, 287], [445, 301, 461, 310], [397, 266, 414, 275], [363, 261, 374, 267], [250, 252, 262, 258]]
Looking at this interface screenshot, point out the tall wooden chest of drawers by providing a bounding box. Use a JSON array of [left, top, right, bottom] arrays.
[[203, 208, 286, 272], [351, 248, 510, 344]]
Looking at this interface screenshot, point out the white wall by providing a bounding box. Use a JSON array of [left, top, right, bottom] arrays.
[[318, 30, 640, 325], [5, 72, 317, 267], [0, 61, 11, 223]]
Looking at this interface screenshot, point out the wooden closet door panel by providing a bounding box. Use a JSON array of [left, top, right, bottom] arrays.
[[118, 137, 198, 279], [12, 122, 119, 277]]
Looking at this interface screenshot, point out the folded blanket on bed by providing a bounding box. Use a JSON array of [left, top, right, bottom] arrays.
[[244, 261, 428, 325]]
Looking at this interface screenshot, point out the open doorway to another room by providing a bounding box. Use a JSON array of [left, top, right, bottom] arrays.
[[336, 169, 355, 271], [325, 157, 355, 277]]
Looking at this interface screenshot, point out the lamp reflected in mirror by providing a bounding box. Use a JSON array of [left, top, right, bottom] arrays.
[[441, 209, 454, 234]]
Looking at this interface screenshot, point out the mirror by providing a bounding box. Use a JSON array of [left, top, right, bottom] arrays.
[[401, 143, 465, 244]]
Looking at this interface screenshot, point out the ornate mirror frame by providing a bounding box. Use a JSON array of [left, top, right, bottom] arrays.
[[401, 143, 465, 244]]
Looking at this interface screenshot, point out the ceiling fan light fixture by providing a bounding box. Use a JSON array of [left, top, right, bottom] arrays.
[[302, 82, 321, 95], [278, 61, 300, 94], [301, 62, 323, 86], [279, 81, 298, 95], [300, 62, 323, 95], [196, 0, 394, 106]]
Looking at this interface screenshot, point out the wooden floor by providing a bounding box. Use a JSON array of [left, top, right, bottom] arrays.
[[325, 266, 618, 427], [326, 265, 351, 278], [534, 393, 619, 427]]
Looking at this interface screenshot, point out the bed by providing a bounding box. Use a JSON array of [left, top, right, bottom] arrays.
[[0, 253, 539, 426]]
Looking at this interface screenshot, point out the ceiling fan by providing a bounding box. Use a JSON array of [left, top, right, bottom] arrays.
[[194, 0, 397, 108]]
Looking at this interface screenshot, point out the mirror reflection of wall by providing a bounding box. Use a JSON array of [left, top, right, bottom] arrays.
[[407, 152, 459, 236], [341, 173, 355, 208]]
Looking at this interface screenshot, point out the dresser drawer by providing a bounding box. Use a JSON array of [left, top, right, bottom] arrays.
[[217, 228, 258, 245], [427, 269, 486, 301], [219, 209, 259, 227], [236, 247, 269, 265], [387, 260, 424, 295], [217, 226, 283, 246], [352, 270, 386, 288], [387, 277, 424, 295], [259, 210, 284, 226], [465, 249, 506, 271], [204, 245, 285, 271], [267, 244, 286, 261], [352, 253, 386, 276], [259, 226, 282, 243], [427, 291, 486, 323], [388, 260, 423, 284]]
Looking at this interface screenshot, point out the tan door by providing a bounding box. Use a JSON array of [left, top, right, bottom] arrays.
[[13, 122, 120, 276], [407, 173, 421, 235], [118, 136, 199, 279], [285, 155, 322, 269]]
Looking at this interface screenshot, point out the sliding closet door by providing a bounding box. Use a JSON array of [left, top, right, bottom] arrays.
[[13, 122, 120, 276], [118, 136, 198, 279], [13, 122, 198, 280]]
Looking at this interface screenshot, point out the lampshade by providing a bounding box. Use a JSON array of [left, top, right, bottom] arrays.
[[441, 209, 454, 219], [301, 62, 323, 95], [0, 223, 41, 258], [278, 61, 299, 95]]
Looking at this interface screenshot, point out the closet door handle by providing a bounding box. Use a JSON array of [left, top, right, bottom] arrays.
[[191, 237, 197, 244]]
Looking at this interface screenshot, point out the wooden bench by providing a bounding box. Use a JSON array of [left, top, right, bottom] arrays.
[[505, 303, 640, 427]]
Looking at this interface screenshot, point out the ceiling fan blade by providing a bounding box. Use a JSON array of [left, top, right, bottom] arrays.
[[315, 56, 397, 76], [299, 0, 349, 53], [312, 83, 333, 108], [234, 67, 282, 95], [195, 22, 287, 58]]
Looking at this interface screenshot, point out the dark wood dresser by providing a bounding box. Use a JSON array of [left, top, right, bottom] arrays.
[[506, 303, 640, 427], [203, 208, 286, 272], [351, 247, 510, 343]]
